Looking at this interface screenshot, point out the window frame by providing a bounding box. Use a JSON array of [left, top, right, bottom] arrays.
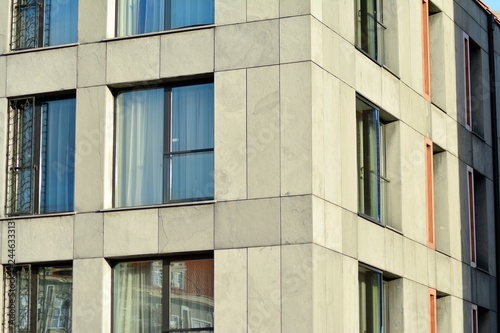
[[464, 32, 472, 131], [422, 0, 431, 100], [112, 79, 214, 208], [111, 253, 214, 333], [467, 165, 477, 267], [355, 0, 386, 63], [5, 95, 76, 216], [10, 0, 78, 51], [425, 138, 435, 248], [358, 264, 384, 333], [114, 0, 215, 37], [356, 95, 389, 225], [3, 263, 73, 333], [471, 304, 478, 333]]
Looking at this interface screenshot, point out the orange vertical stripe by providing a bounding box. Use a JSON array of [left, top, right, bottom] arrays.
[[468, 167, 476, 265], [429, 288, 437, 333], [464, 35, 472, 129]]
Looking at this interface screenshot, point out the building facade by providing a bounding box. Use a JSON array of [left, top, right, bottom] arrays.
[[0, 0, 498, 332]]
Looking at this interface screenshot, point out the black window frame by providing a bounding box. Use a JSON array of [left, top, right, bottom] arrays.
[[112, 79, 215, 208]]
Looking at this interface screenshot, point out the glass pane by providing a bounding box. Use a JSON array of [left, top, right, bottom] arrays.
[[356, 0, 377, 58], [166, 151, 214, 202], [41, 98, 76, 213], [116, 0, 166, 37], [356, 99, 380, 221], [14, 267, 31, 332], [171, 83, 214, 152], [36, 267, 72, 332], [15, 0, 38, 49], [359, 266, 382, 333], [169, 260, 214, 331], [115, 88, 164, 207], [46, 0, 78, 46], [113, 260, 163, 333], [170, 0, 214, 29], [15, 100, 35, 214]]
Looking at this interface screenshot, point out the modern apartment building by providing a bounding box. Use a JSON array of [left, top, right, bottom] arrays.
[[0, 0, 498, 332]]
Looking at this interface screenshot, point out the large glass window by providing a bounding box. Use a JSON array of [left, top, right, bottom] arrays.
[[359, 265, 383, 333], [113, 257, 214, 332], [4, 265, 73, 332], [116, 0, 214, 37], [115, 82, 214, 207], [356, 97, 387, 223], [11, 0, 78, 50], [355, 0, 385, 62], [6, 96, 76, 216]]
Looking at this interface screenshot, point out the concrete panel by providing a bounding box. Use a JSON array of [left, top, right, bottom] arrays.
[[387, 278, 404, 332], [282, 244, 313, 332], [435, 251, 451, 294], [324, 201, 342, 252], [247, 65, 280, 199], [430, 12, 447, 111], [358, 218, 385, 269], [74, 213, 104, 259], [431, 104, 447, 149], [415, 242, 429, 285], [342, 209, 358, 259], [321, 0, 338, 32], [3, 216, 74, 263], [340, 82, 357, 211], [103, 209, 159, 256], [6, 47, 77, 96], [214, 70, 247, 201], [312, 245, 327, 333], [381, 70, 401, 119], [106, 36, 160, 84], [0, 1, 9, 55], [248, 246, 281, 333], [311, 65, 325, 198], [78, 0, 107, 43], [215, 198, 280, 248], [342, 256, 359, 332], [158, 204, 214, 253], [323, 73, 342, 205], [248, 0, 279, 21], [215, 0, 246, 25], [74, 87, 107, 212], [280, 0, 311, 17], [215, 249, 247, 332], [77, 43, 106, 88], [338, 0, 355, 43], [280, 62, 312, 195], [281, 195, 313, 244], [427, 248, 437, 289], [338, 36, 356, 87], [355, 51, 382, 106], [385, 229, 404, 277], [280, 15, 311, 64], [437, 296, 452, 333], [160, 28, 214, 78], [326, 249, 343, 332], [215, 20, 279, 71], [403, 238, 417, 282], [72, 258, 111, 333]]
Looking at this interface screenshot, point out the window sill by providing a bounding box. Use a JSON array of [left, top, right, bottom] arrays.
[[0, 211, 76, 221], [357, 212, 383, 226], [104, 24, 216, 43], [7, 43, 78, 55], [101, 199, 216, 213]]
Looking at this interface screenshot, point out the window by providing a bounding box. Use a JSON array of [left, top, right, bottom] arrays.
[[472, 304, 478, 333], [4, 265, 72, 332], [11, 0, 78, 50], [464, 33, 472, 131], [467, 165, 476, 267], [355, 0, 385, 62], [429, 288, 437, 333], [114, 82, 214, 207], [116, 0, 214, 37], [356, 97, 388, 224], [422, 0, 431, 100], [5, 96, 76, 216], [425, 138, 435, 248], [113, 256, 214, 332], [359, 265, 383, 333]]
